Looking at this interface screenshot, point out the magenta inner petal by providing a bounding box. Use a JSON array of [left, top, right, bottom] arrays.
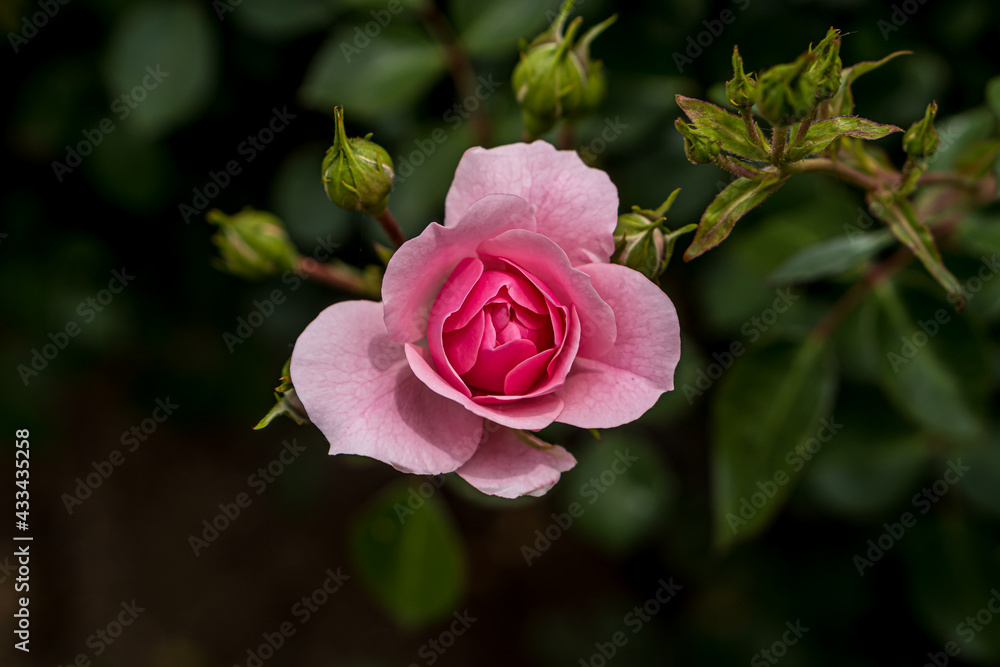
[[504, 348, 556, 396], [442, 310, 485, 375], [461, 338, 536, 394]]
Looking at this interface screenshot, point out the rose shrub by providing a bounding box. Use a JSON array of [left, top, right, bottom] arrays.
[[291, 141, 681, 498]]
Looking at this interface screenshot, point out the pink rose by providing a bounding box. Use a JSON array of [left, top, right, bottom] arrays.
[[291, 141, 681, 498]]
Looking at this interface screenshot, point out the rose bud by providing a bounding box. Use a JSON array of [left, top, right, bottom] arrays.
[[207, 207, 298, 280], [322, 106, 394, 216]]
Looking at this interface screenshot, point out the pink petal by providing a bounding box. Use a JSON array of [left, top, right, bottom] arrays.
[[383, 194, 536, 344], [462, 338, 536, 394], [444, 141, 619, 266], [476, 229, 616, 359], [290, 301, 482, 474], [405, 344, 564, 430], [554, 263, 681, 429], [455, 426, 577, 498]]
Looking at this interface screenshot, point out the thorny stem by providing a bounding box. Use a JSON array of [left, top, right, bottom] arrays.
[[793, 108, 815, 146], [770, 125, 788, 165], [714, 155, 763, 180], [741, 108, 763, 148], [418, 2, 493, 147]]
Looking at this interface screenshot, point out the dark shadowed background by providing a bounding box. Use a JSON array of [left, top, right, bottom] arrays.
[[3, 0, 1000, 665]]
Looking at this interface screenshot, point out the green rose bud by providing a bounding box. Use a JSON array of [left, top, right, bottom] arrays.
[[726, 46, 756, 110], [903, 101, 940, 159], [675, 119, 721, 165], [612, 189, 695, 280], [807, 27, 843, 102], [755, 52, 818, 126], [322, 106, 394, 216], [513, 1, 616, 137], [208, 207, 298, 280]]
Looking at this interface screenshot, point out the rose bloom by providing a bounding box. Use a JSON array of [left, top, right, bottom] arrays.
[[291, 141, 680, 498]]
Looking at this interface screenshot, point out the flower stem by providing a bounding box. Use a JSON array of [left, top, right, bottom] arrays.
[[295, 257, 370, 295], [792, 108, 815, 146], [770, 125, 788, 165], [375, 208, 406, 248], [782, 157, 884, 191], [741, 108, 763, 148], [418, 3, 493, 146], [713, 155, 763, 180]]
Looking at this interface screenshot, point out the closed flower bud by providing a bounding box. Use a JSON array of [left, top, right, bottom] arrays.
[[612, 189, 693, 280], [322, 106, 394, 216], [513, 1, 616, 136], [676, 119, 721, 165], [807, 28, 843, 102], [726, 46, 756, 110], [755, 53, 818, 126], [903, 101, 940, 159], [208, 207, 298, 280]]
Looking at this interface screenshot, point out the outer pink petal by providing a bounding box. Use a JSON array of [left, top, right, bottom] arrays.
[[455, 427, 577, 498], [290, 301, 482, 474], [444, 141, 618, 266], [404, 344, 564, 430], [555, 263, 681, 429], [382, 194, 536, 344]]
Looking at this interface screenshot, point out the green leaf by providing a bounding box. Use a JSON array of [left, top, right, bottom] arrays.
[[712, 338, 837, 549], [104, 1, 219, 137], [828, 50, 910, 118], [786, 116, 902, 162], [351, 481, 467, 629], [452, 0, 557, 58], [675, 95, 770, 162], [871, 197, 964, 302], [955, 431, 1000, 517], [299, 26, 447, 118], [801, 388, 930, 520], [769, 229, 894, 284], [900, 514, 1000, 663], [872, 282, 988, 439], [231, 0, 336, 41], [684, 173, 787, 261]]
